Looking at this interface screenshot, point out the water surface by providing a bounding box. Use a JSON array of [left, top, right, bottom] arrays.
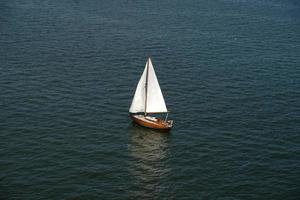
[[1, 0, 300, 199]]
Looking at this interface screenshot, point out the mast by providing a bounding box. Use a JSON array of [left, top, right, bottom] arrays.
[[144, 57, 150, 116]]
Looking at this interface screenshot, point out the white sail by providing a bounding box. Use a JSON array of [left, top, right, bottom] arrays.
[[129, 62, 147, 113], [129, 58, 168, 114], [146, 58, 168, 113]]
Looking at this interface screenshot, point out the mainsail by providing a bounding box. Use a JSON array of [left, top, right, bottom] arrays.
[[129, 63, 147, 113], [129, 58, 168, 114]]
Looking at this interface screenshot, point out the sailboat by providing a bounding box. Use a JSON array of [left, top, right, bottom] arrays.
[[129, 57, 173, 130]]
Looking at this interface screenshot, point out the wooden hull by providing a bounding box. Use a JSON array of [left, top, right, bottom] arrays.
[[131, 114, 173, 131]]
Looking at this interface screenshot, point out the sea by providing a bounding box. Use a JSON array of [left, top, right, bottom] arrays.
[[1, 0, 299, 199]]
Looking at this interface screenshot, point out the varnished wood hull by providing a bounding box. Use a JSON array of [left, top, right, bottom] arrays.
[[131, 115, 173, 131]]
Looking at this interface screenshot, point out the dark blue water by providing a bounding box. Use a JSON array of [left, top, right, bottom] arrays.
[[1, 0, 300, 199]]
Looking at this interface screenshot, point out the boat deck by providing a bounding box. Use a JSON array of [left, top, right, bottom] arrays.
[[131, 114, 173, 130]]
